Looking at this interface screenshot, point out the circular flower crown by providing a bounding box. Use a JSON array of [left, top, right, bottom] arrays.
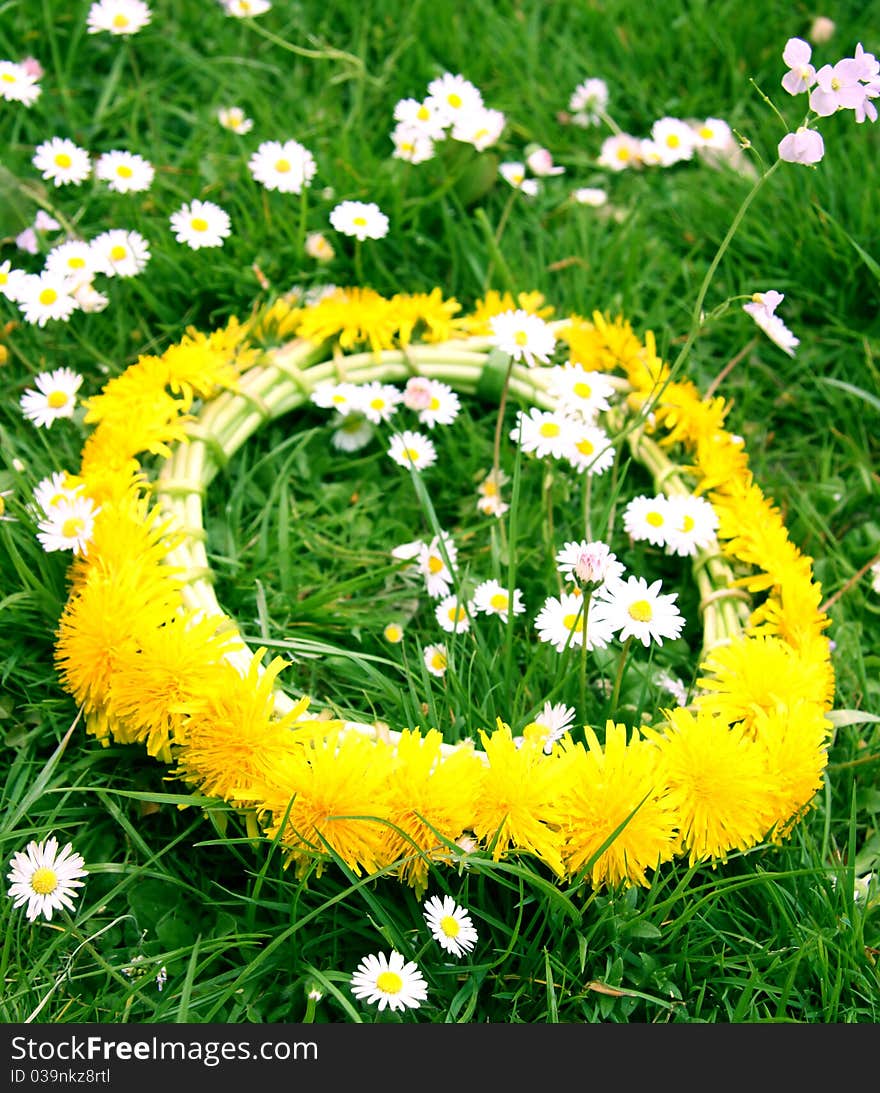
[[52, 286, 834, 895]]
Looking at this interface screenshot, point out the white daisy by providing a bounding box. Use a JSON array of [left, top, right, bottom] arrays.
[[555, 539, 624, 591], [222, 0, 272, 15], [423, 642, 448, 678], [358, 381, 403, 424], [418, 533, 457, 600], [424, 72, 483, 127], [87, 0, 152, 34], [393, 97, 448, 139], [742, 290, 800, 357], [329, 200, 389, 241], [451, 106, 506, 151], [522, 701, 577, 753], [564, 421, 616, 476], [45, 240, 98, 282], [350, 950, 427, 1013], [534, 591, 613, 653], [391, 538, 425, 566], [0, 60, 42, 107], [91, 228, 151, 277], [248, 139, 317, 194], [17, 273, 79, 327], [330, 412, 374, 452], [655, 669, 689, 706], [692, 117, 734, 151], [623, 494, 674, 548], [499, 161, 539, 196], [32, 137, 91, 187], [391, 123, 436, 164], [217, 106, 253, 134], [388, 429, 437, 472], [572, 187, 608, 206], [169, 199, 231, 250], [472, 578, 525, 624], [488, 308, 556, 368], [304, 232, 334, 261], [423, 894, 478, 957], [546, 361, 616, 420], [94, 149, 155, 193], [72, 280, 110, 314], [7, 835, 88, 922], [598, 133, 642, 171], [526, 147, 565, 176], [415, 380, 460, 429], [36, 494, 100, 555], [0, 260, 30, 302], [383, 622, 404, 644], [664, 494, 720, 557], [476, 467, 509, 517], [592, 575, 685, 647], [649, 116, 697, 166], [32, 471, 84, 516], [435, 593, 472, 634], [402, 376, 434, 411], [511, 408, 575, 460], [569, 77, 609, 127], [311, 380, 363, 416], [20, 367, 83, 428]]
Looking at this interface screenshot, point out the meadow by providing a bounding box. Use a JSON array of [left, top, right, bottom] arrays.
[[0, 0, 879, 1025]]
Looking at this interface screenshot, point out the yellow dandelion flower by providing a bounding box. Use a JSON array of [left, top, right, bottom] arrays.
[[172, 650, 318, 801], [77, 430, 146, 507], [382, 728, 484, 894], [750, 700, 831, 839], [691, 433, 750, 494], [107, 613, 244, 761], [390, 288, 464, 346], [697, 632, 833, 731], [159, 322, 250, 404], [55, 565, 178, 721], [471, 722, 568, 876], [559, 722, 679, 889], [650, 707, 776, 866], [248, 296, 303, 344], [252, 729, 395, 879], [460, 289, 553, 335], [296, 287, 399, 355]]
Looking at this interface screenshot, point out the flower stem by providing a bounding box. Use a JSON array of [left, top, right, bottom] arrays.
[[608, 634, 633, 716]]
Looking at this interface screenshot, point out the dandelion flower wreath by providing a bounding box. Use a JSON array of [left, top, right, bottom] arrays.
[[53, 285, 834, 895]]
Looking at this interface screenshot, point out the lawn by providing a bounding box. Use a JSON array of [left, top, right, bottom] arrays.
[[1, 0, 879, 1027]]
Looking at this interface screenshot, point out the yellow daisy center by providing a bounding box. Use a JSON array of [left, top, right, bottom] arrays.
[[562, 612, 585, 633], [376, 970, 403, 994], [666, 134, 680, 148], [54, 152, 72, 168], [628, 599, 653, 622], [2, 73, 16, 83], [514, 330, 528, 346], [482, 480, 498, 496], [576, 438, 595, 456], [68, 256, 86, 269], [448, 606, 466, 623], [616, 146, 631, 161], [447, 92, 462, 109], [110, 245, 127, 261], [275, 159, 291, 173], [30, 867, 58, 895], [681, 514, 695, 532], [113, 13, 130, 27], [429, 396, 440, 410], [39, 288, 58, 306], [352, 216, 367, 227], [428, 556, 444, 574], [191, 217, 209, 232], [62, 516, 85, 538], [539, 421, 560, 438], [116, 164, 133, 178], [699, 126, 714, 140], [384, 624, 402, 643], [369, 397, 385, 410], [440, 914, 461, 938], [573, 381, 593, 398], [47, 391, 69, 409], [417, 105, 430, 121], [403, 447, 420, 463], [489, 592, 509, 611], [646, 511, 665, 527], [430, 651, 447, 670]]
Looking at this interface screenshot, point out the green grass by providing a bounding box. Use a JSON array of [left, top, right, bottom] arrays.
[[1, 0, 879, 1024]]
